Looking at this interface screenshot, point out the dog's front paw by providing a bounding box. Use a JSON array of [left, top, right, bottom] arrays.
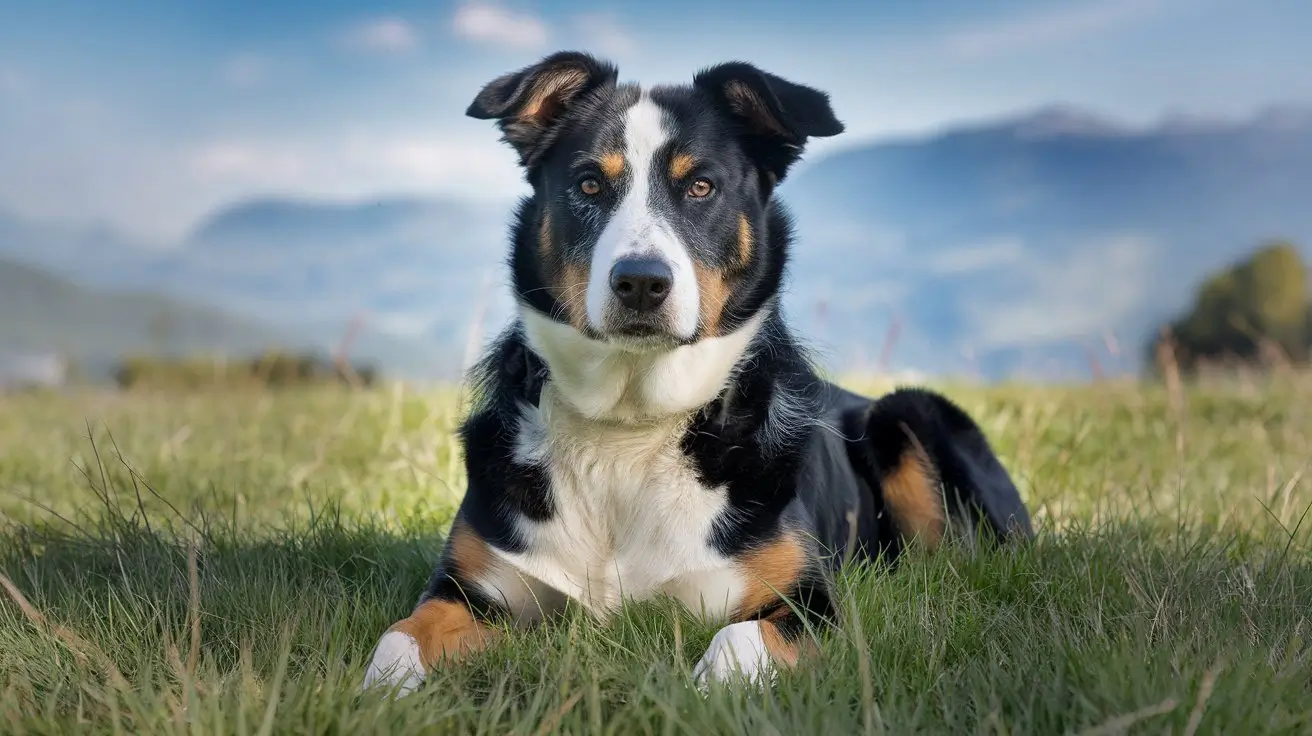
[[361, 630, 426, 697], [692, 621, 776, 691]]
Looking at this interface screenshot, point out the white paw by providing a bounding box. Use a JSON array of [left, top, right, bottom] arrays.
[[361, 631, 426, 697], [691, 621, 776, 692]]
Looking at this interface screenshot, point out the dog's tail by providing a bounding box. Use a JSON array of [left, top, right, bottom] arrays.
[[845, 387, 1033, 552]]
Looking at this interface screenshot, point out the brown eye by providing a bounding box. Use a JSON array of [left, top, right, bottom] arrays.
[[579, 177, 602, 196], [687, 178, 714, 198]]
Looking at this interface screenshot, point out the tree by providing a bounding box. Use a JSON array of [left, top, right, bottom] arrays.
[[1237, 241, 1308, 362], [1148, 240, 1309, 376], [1174, 270, 1247, 359]]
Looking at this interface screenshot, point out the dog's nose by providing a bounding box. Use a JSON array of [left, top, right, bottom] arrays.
[[609, 257, 673, 313]]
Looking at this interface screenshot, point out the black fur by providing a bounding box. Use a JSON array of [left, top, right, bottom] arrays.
[[682, 311, 823, 557], [692, 61, 846, 187], [453, 329, 552, 556]]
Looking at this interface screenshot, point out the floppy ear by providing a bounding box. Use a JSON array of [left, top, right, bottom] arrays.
[[467, 51, 619, 169], [693, 62, 844, 184]]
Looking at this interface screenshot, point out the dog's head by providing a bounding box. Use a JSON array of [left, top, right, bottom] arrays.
[[469, 51, 843, 353]]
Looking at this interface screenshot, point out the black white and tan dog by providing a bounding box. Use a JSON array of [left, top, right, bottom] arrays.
[[362, 51, 1033, 695]]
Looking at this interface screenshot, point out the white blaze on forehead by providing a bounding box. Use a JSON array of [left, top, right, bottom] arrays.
[[585, 93, 702, 339]]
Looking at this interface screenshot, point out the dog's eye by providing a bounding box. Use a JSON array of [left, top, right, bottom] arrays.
[[578, 177, 602, 196], [687, 178, 714, 199]]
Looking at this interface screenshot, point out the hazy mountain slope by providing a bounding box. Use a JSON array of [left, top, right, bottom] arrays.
[[779, 105, 1312, 376], [0, 256, 285, 360], [0, 211, 457, 379]]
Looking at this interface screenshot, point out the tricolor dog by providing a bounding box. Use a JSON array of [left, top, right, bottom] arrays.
[[363, 51, 1033, 695]]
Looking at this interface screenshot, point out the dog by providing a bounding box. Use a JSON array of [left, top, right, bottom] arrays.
[[362, 51, 1033, 696]]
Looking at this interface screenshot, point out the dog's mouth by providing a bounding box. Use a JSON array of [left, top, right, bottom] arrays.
[[614, 322, 660, 338], [599, 314, 689, 351]]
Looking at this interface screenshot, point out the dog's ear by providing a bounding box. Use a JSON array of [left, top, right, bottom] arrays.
[[467, 51, 619, 168], [693, 62, 844, 185]]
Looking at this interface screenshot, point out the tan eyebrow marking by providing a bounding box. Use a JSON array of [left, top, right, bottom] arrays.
[[669, 153, 695, 180], [599, 152, 625, 179]]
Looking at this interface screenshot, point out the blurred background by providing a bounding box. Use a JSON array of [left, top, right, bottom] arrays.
[[1, 0, 1309, 392]]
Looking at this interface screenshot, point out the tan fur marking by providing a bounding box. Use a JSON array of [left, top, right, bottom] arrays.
[[757, 619, 809, 667], [669, 153, 695, 180], [724, 80, 790, 137], [539, 212, 590, 330], [883, 441, 946, 547], [694, 263, 732, 336], [693, 216, 754, 334], [555, 262, 591, 330], [734, 535, 806, 619], [538, 213, 552, 258], [390, 599, 497, 667], [599, 152, 625, 179], [736, 214, 754, 266], [519, 68, 589, 124], [446, 519, 493, 580]]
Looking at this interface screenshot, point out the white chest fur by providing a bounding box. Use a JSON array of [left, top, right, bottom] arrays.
[[497, 385, 743, 620]]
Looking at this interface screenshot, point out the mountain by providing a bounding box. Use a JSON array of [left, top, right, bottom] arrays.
[[3, 103, 1311, 381], [0, 207, 459, 380], [777, 103, 1312, 378], [0, 256, 285, 370], [168, 196, 510, 346], [0, 254, 454, 382]]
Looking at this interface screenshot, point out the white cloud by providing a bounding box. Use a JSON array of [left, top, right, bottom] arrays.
[[451, 2, 549, 51], [339, 17, 419, 55], [942, 0, 1169, 59], [186, 131, 526, 207], [925, 238, 1027, 275], [572, 14, 638, 57], [220, 54, 269, 89], [190, 144, 306, 180], [965, 233, 1157, 348]]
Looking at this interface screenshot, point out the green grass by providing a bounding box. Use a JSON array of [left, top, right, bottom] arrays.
[[1, 377, 1310, 734]]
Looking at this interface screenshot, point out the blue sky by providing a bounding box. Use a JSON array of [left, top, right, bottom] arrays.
[[1, 0, 1308, 242]]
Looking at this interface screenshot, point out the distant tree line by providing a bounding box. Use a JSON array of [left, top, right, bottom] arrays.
[[113, 349, 379, 391], [1148, 240, 1310, 377]]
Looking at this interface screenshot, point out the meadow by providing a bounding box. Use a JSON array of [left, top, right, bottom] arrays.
[[1, 376, 1309, 734]]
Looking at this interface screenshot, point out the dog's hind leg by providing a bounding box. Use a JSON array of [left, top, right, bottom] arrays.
[[850, 386, 1033, 548]]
